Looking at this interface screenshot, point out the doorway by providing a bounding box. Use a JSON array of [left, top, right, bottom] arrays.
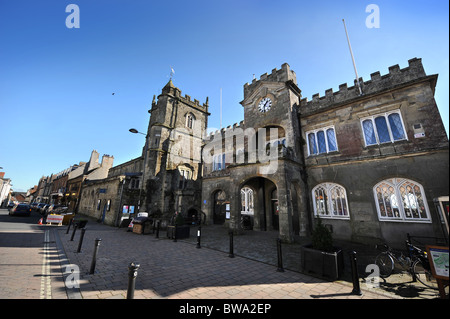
[[213, 190, 226, 224]]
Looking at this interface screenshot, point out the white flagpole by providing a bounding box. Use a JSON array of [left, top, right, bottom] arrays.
[[220, 88, 223, 129], [342, 19, 363, 95]]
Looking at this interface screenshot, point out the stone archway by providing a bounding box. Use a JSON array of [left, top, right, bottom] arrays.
[[240, 177, 277, 232]]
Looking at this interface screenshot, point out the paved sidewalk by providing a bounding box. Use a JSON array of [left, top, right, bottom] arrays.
[[52, 216, 411, 300]]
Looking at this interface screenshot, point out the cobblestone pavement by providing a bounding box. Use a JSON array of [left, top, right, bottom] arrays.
[[51, 216, 444, 300]]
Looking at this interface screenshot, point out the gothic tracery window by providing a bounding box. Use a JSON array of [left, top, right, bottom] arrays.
[[240, 187, 254, 215], [374, 178, 430, 222], [312, 183, 349, 219]]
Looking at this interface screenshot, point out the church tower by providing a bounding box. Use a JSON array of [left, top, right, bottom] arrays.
[[143, 79, 209, 220]]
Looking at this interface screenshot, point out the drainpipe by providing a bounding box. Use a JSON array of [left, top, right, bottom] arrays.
[[297, 112, 313, 235], [115, 176, 125, 227]]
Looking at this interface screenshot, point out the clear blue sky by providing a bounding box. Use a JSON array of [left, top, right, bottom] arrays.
[[0, 0, 448, 192]]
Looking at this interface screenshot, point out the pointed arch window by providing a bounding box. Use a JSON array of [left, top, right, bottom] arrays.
[[312, 183, 349, 219], [374, 178, 430, 222], [178, 166, 192, 189], [240, 187, 254, 215], [186, 113, 195, 129]]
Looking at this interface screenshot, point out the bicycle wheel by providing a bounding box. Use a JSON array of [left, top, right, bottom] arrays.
[[412, 259, 439, 290], [375, 252, 394, 278]]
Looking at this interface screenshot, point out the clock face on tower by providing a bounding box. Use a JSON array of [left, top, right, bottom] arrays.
[[258, 97, 272, 113]]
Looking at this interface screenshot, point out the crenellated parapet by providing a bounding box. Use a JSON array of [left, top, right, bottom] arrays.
[[299, 58, 427, 114], [179, 93, 209, 111], [158, 79, 209, 112], [243, 63, 297, 98], [204, 120, 246, 143]]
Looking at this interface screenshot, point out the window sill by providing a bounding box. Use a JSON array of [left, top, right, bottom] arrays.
[[314, 215, 350, 220], [378, 218, 432, 223], [307, 150, 340, 158], [364, 139, 409, 149]]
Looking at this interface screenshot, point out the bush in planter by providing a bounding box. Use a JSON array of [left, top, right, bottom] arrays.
[[311, 218, 333, 252], [174, 212, 185, 226], [301, 218, 344, 280]]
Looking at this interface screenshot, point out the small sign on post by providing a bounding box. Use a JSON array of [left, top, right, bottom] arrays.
[[426, 245, 449, 299]]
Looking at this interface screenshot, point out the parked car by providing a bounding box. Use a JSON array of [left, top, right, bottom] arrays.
[[9, 203, 32, 217]]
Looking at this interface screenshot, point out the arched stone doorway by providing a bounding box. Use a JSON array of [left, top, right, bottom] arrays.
[[240, 177, 277, 232]]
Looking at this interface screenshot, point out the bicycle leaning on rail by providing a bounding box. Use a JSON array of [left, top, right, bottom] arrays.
[[374, 240, 439, 290]]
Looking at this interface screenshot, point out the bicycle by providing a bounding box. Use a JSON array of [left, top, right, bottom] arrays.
[[374, 240, 439, 290]]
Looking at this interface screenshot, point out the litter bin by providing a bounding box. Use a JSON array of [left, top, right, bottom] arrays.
[[132, 217, 153, 234]]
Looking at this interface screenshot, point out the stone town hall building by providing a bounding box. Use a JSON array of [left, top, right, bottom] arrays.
[[79, 58, 449, 246]]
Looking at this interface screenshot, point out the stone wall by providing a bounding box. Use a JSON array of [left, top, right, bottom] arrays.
[[299, 58, 449, 246]]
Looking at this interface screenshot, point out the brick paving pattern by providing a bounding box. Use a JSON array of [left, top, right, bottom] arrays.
[[1, 214, 444, 300], [54, 217, 404, 300]]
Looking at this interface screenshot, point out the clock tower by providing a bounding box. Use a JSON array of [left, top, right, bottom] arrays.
[[240, 63, 303, 162]]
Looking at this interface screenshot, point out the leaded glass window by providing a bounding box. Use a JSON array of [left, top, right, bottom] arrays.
[[312, 183, 349, 219], [373, 178, 430, 222], [306, 126, 338, 156], [361, 110, 407, 146]]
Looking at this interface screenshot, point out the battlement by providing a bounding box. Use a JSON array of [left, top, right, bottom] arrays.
[[205, 120, 246, 142], [244, 63, 297, 97], [180, 93, 209, 109], [160, 79, 209, 109], [300, 58, 427, 113]]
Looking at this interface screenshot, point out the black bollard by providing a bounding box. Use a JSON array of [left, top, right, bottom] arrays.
[[66, 218, 73, 234], [196, 226, 201, 249], [155, 220, 160, 238], [76, 227, 86, 253], [228, 231, 234, 258], [349, 251, 362, 295], [173, 225, 177, 242], [89, 238, 102, 275], [70, 224, 78, 241], [126, 262, 140, 299], [276, 238, 284, 272]]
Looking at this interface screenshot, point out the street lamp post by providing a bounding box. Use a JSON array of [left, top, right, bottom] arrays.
[[129, 128, 148, 214]]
